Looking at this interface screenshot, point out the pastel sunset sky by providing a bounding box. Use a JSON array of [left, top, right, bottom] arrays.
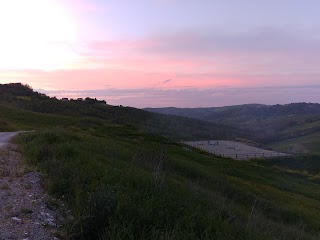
[[0, 0, 320, 107]]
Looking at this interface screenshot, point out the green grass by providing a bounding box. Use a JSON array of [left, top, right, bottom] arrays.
[[252, 155, 320, 182], [16, 128, 320, 240], [268, 132, 320, 155], [2, 84, 320, 239], [0, 88, 248, 141], [146, 104, 320, 148]]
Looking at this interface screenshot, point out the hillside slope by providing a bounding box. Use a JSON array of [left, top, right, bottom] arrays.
[[1, 83, 320, 239], [146, 103, 320, 120], [146, 104, 320, 153], [0, 83, 247, 141]]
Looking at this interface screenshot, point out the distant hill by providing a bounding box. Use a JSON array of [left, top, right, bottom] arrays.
[[145, 103, 320, 154], [145, 103, 320, 122]]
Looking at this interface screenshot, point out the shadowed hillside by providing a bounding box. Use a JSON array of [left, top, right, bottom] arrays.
[[146, 104, 320, 154], [0, 83, 248, 141]]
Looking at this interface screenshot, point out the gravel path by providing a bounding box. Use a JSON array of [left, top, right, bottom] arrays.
[[0, 132, 67, 239], [0, 132, 21, 148]]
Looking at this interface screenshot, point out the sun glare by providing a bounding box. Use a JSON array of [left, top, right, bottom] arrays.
[[0, 0, 80, 71]]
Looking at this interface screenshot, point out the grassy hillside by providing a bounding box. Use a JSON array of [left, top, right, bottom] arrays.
[[16, 129, 320, 240], [254, 155, 320, 175], [0, 83, 247, 141], [146, 104, 320, 154], [268, 132, 320, 155], [1, 83, 320, 239]]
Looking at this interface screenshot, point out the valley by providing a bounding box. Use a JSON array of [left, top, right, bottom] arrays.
[[146, 103, 320, 155]]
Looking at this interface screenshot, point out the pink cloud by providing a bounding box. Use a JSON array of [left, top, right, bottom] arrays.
[[2, 28, 320, 107], [77, 29, 320, 77], [2, 66, 318, 93]]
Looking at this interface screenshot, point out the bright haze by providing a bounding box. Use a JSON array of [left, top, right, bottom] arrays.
[[0, 0, 319, 107]]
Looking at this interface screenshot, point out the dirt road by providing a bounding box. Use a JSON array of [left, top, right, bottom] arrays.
[[0, 132, 66, 239], [0, 132, 21, 148]]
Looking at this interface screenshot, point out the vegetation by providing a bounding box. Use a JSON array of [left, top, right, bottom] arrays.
[[269, 132, 320, 155], [1, 83, 320, 239], [146, 104, 320, 154], [254, 155, 320, 174], [17, 129, 320, 240], [0, 83, 247, 141]]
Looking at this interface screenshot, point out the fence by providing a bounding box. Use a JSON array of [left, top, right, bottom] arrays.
[[183, 142, 292, 160], [207, 151, 289, 160]]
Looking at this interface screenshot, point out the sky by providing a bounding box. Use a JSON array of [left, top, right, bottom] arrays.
[[0, 0, 320, 107]]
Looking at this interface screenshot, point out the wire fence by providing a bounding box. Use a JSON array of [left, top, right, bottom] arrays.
[[183, 142, 298, 160], [206, 151, 289, 160]]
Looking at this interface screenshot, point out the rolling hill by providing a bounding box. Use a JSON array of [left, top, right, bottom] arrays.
[[146, 104, 320, 154], [0, 83, 248, 141], [1, 83, 320, 239]]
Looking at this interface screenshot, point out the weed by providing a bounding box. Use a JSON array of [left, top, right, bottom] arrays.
[[0, 183, 10, 190], [21, 208, 33, 215], [24, 183, 32, 190], [17, 130, 320, 239]]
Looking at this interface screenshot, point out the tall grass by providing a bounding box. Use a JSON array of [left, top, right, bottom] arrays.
[[17, 129, 320, 239]]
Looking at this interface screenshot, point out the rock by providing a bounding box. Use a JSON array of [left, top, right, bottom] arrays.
[[11, 217, 22, 223], [47, 220, 55, 227]]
